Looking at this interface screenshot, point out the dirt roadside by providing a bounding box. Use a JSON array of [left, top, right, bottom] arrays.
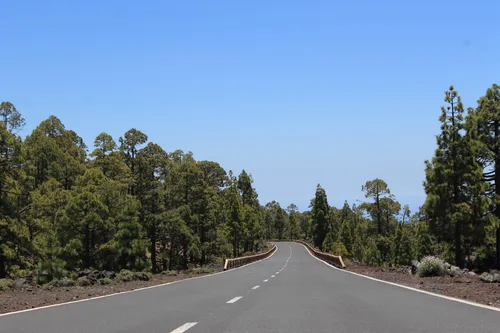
[[347, 263, 500, 308], [0, 270, 220, 315], [0, 245, 274, 315]]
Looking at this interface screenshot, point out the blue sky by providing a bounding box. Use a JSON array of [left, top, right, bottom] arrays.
[[2, 1, 499, 213]]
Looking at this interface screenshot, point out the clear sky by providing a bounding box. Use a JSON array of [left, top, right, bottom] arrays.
[[2, 0, 499, 213]]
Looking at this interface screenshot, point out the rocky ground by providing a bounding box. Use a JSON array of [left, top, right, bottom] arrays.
[[0, 269, 220, 314], [347, 263, 500, 308], [0, 246, 273, 315]]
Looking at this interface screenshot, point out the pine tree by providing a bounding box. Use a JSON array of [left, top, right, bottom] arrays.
[[473, 84, 500, 267], [311, 184, 329, 250], [424, 86, 487, 267]]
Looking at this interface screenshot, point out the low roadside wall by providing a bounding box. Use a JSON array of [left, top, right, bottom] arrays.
[[295, 240, 345, 268], [223, 244, 277, 270]]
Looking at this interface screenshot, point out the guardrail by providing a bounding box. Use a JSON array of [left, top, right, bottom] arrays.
[[295, 240, 345, 268], [223, 244, 277, 270]]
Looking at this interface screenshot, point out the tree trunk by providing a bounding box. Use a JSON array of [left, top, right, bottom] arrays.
[[455, 219, 464, 268], [168, 239, 174, 270], [162, 240, 168, 271], [496, 227, 500, 269], [376, 194, 382, 234], [0, 254, 6, 278], [150, 226, 157, 273], [84, 223, 90, 268], [495, 121, 500, 269]]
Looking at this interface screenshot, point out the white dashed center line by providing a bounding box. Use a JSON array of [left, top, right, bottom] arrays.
[[227, 296, 243, 304], [170, 322, 197, 333], [276, 272, 279, 274], [252, 285, 260, 290], [271, 275, 275, 278], [263, 279, 268, 282]]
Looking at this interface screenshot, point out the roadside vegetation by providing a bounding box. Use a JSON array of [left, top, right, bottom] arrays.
[[306, 84, 500, 275], [0, 102, 270, 292], [0, 83, 498, 298]]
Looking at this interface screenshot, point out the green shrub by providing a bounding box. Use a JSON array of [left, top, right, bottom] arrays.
[[36, 258, 67, 285], [134, 271, 152, 281], [116, 269, 135, 282], [161, 270, 178, 276], [69, 271, 79, 281], [59, 277, 76, 287], [77, 277, 92, 286], [46, 278, 60, 288], [98, 277, 113, 285], [0, 279, 13, 291], [9, 265, 31, 278], [417, 256, 445, 277], [331, 242, 349, 257], [189, 267, 215, 275]]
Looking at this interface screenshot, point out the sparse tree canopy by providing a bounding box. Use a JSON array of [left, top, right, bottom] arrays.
[[1, 82, 499, 280]]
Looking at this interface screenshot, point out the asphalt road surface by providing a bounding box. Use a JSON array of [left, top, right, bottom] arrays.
[[1, 242, 499, 333]]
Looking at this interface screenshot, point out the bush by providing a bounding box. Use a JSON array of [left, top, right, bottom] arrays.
[[417, 256, 445, 277], [69, 271, 79, 281], [161, 270, 178, 276], [47, 278, 76, 288], [36, 258, 67, 285], [0, 279, 13, 291], [9, 265, 31, 278], [98, 278, 113, 285], [116, 269, 135, 282], [134, 271, 152, 281], [59, 277, 76, 287], [189, 267, 215, 275], [77, 277, 92, 286], [331, 242, 349, 257]]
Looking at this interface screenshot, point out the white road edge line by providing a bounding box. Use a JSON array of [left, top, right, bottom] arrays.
[[252, 285, 260, 290], [0, 245, 280, 317], [299, 243, 500, 313], [170, 322, 198, 333], [263, 279, 268, 282], [227, 296, 243, 304]]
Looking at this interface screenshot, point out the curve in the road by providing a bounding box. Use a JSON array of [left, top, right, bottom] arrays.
[[1, 242, 499, 333]]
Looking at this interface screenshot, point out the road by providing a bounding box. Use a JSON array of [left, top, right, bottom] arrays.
[[1, 242, 499, 333]]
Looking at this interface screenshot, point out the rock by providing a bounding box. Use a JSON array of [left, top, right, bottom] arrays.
[[446, 265, 463, 277], [480, 273, 500, 283], [11, 278, 26, 290], [411, 260, 419, 275], [467, 271, 477, 276], [99, 270, 116, 279]]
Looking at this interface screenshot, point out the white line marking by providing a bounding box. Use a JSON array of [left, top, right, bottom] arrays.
[[0, 245, 280, 317], [252, 285, 260, 290], [271, 275, 275, 278], [263, 279, 268, 282], [170, 322, 198, 333], [276, 271, 279, 274], [227, 296, 242, 304], [298, 243, 500, 313]]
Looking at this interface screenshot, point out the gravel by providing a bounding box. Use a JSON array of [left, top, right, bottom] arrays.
[[348, 263, 500, 308]]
